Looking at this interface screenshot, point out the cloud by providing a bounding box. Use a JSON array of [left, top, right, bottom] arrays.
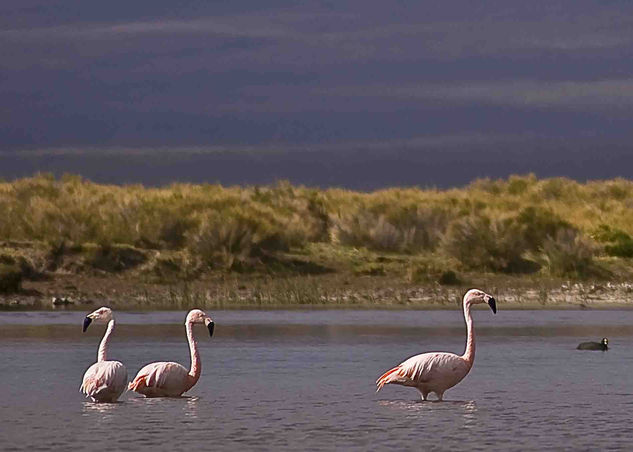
[[301, 78, 633, 112], [0, 11, 338, 41], [0, 133, 546, 157], [3, 1, 633, 157], [3, 6, 631, 57], [150, 78, 633, 115], [390, 79, 633, 109]]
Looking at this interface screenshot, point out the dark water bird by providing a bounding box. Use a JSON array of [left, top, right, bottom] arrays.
[[577, 338, 608, 351]]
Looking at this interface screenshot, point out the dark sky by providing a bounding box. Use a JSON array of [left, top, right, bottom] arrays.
[[2, 1, 633, 188]]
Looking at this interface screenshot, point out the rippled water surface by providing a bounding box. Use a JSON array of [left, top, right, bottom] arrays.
[[1, 309, 633, 451]]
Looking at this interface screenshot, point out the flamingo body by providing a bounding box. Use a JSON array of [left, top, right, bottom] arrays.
[[128, 362, 193, 397], [80, 307, 128, 403], [129, 309, 214, 398], [377, 352, 470, 400], [81, 361, 127, 402], [376, 289, 496, 401]]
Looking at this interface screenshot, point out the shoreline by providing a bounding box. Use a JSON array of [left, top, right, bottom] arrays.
[[2, 272, 632, 311]]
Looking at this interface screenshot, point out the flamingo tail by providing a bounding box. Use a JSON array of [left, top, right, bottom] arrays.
[[376, 365, 403, 392], [128, 374, 148, 392], [80, 377, 102, 395]]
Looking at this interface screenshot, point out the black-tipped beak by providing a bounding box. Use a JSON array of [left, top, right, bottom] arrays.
[[82, 316, 92, 332], [207, 321, 215, 337], [488, 297, 497, 314]]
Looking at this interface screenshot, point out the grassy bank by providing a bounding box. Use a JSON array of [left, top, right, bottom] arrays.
[[1, 173, 633, 309]]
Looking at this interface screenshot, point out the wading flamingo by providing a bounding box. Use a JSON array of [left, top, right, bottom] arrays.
[[376, 289, 496, 401], [128, 309, 214, 397], [80, 307, 128, 403]]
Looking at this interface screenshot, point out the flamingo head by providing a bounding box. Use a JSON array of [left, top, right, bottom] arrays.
[[186, 308, 215, 337], [464, 289, 496, 314], [83, 306, 114, 332]]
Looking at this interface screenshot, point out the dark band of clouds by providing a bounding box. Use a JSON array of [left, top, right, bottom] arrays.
[[2, 1, 633, 186]]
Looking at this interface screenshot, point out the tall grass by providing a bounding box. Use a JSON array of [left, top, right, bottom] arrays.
[[2, 173, 633, 279]]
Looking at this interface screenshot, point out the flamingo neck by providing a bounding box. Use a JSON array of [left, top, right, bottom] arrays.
[[186, 321, 201, 384], [97, 319, 115, 362], [462, 301, 475, 367]]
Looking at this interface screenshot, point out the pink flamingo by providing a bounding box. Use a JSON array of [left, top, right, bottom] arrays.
[[128, 309, 214, 397], [80, 307, 128, 403], [376, 289, 496, 401]]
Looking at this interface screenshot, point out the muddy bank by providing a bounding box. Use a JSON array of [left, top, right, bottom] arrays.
[[2, 273, 632, 310]]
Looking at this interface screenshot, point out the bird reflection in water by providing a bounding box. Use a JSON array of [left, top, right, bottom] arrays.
[[378, 399, 479, 432], [378, 399, 477, 412], [182, 396, 200, 419], [460, 401, 478, 430], [82, 400, 122, 418]]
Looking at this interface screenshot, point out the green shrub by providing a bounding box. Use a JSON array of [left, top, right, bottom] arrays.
[[443, 208, 576, 273], [592, 224, 633, 258], [158, 217, 196, 249], [442, 215, 528, 272], [538, 177, 579, 200], [331, 211, 390, 250], [185, 212, 294, 270], [506, 174, 537, 195], [331, 207, 448, 253], [188, 218, 253, 270], [538, 229, 596, 278], [592, 224, 629, 243], [516, 206, 571, 251], [605, 241, 633, 258]]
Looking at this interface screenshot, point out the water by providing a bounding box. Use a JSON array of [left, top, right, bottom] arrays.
[[1, 309, 632, 451]]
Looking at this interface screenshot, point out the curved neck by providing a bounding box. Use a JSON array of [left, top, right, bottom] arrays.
[[186, 321, 201, 383], [98, 319, 115, 362], [462, 301, 475, 367]]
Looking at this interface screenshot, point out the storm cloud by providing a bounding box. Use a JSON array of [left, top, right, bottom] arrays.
[[2, 1, 633, 188]]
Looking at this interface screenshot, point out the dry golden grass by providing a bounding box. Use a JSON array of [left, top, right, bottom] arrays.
[[2, 173, 633, 282]]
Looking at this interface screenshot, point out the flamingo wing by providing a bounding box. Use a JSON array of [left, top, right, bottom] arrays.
[[376, 352, 468, 391], [128, 362, 190, 397], [80, 361, 127, 402]]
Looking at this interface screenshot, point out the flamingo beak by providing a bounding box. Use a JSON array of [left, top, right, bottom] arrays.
[[82, 316, 92, 332], [205, 318, 215, 337], [487, 297, 497, 314]]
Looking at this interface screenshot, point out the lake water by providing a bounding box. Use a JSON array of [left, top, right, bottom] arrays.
[[1, 309, 632, 451]]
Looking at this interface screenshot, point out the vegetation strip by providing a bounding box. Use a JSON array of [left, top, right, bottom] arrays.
[[1, 173, 633, 308]]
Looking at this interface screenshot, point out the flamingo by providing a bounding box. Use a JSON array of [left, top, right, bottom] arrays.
[[80, 307, 128, 403], [376, 289, 496, 401], [128, 309, 214, 397]]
